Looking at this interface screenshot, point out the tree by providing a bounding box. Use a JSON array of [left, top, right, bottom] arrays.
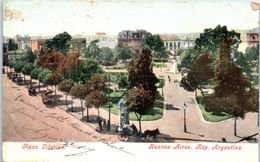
[[234, 51, 252, 78], [65, 59, 103, 84], [63, 52, 80, 75], [14, 61, 25, 76], [100, 47, 115, 67], [235, 45, 259, 77], [36, 51, 66, 73], [117, 75, 129, 89], [30, 68, 41, 80], [21, 48, 37, 63], [125, 88, 154, 133], [44, 32, 72, 55], [142, 34, 168, 61], [85, 74, 106, 91], [7, 39, 18, 51], [195, 25, 241, 55], [83, 40, 101, 61], [205, 39, 255, 136], [84, 74, 106, 122], [178, 48, 199, 70], [38, 68, 52, 90], [22, 63, 34, 85], [85, 90, 108, 122], [30, 68, 41, 91], [114, 45, 133, 65], [69, 84, 90, 115], [58, 80, 74, 107], [128, 49, 158, 96], [126, 49, 158, 132], [48, 73, 63, 95], [180, 53, 214, 98]]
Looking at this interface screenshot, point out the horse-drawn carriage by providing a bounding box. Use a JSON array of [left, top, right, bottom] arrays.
[[41, 89, 55, 105]]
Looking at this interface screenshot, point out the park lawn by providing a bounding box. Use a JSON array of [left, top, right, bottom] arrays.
[[111, 64, 127, 69], [196, 96, 233, 122], [102, 90, 164, 121], [152, 62, 167, 68], [105, 72, 128, 84]]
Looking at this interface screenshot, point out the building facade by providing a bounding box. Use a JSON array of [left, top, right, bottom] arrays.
[[16, 35, 30, 51], [247, 33, 259, 46], [118, 30, 150, 53], [29, 38, 45, 52], [70, 38, 86, 52], [160, 34, 196, 55]]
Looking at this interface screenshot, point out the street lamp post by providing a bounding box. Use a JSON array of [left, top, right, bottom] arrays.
[[182, 102, 187, 133]]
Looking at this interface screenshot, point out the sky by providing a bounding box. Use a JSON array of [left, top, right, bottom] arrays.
[[3, 0, 259, 37]]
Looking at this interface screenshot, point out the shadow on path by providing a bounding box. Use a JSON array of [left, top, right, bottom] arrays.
[[185, 131, 205, 137], [67, 106, 84, 113], [236, 133, 258, 143], [56, 99, 73, 106], [165, 104, 180, 110]]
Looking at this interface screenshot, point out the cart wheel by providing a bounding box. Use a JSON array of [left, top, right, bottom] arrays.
[[118, 133, 128, 141]]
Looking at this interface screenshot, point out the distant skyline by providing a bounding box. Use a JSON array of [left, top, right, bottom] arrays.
[[3, 0, 259, 37]]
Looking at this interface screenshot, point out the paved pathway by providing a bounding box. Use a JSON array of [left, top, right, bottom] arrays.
[[3, 65, 259, 142], [3, 73, 119, 142], [104, 66, 259, 143]]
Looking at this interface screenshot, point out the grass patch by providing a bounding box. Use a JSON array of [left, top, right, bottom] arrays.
[[200, 81, 217, 89], [105, 72, 128, 84], [102, 91, 164, 121], [111, 64, 127, 69], [196, 96, 233, 122], [152, 62, 167, 68]]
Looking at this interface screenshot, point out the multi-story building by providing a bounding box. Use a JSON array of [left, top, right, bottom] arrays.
[[70, 38, 86, 52], [29, 37, 45, 52], [118, 30, 150, 53], [16, 35, 30, 51], [159, 34, 196, 55]]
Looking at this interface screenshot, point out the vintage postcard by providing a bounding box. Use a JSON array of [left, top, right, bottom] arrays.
[[2, 0, 259, 162]]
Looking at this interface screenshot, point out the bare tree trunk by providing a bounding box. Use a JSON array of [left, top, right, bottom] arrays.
[[65, 93, 68, 107], [71, 96, 74, 112], [38, 80, 40, 92], [198, 86, 205, 98], [81, 100, 84, 116], [87, 106, 89, 122], [234, 117, 237, 137], [135, 112, 142, 133], [97, 108, 100, 122]]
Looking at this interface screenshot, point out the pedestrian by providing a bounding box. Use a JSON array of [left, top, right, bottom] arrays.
[[168, 75, 171, 82]]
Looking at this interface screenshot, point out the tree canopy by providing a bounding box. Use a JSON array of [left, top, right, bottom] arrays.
[[44, 32, 72, 55], [100, 47, 115, 66], [126, 49, 158, 132], [142, 34, 168, 60], [65, 59, 103, 84], [127, 49, 158, 96], [180, 53, 214, 96], [114, 45, 133, 63], [7, 39, 18, 51], [83, 40, 101, 61], [194, 25, 241, 54]]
